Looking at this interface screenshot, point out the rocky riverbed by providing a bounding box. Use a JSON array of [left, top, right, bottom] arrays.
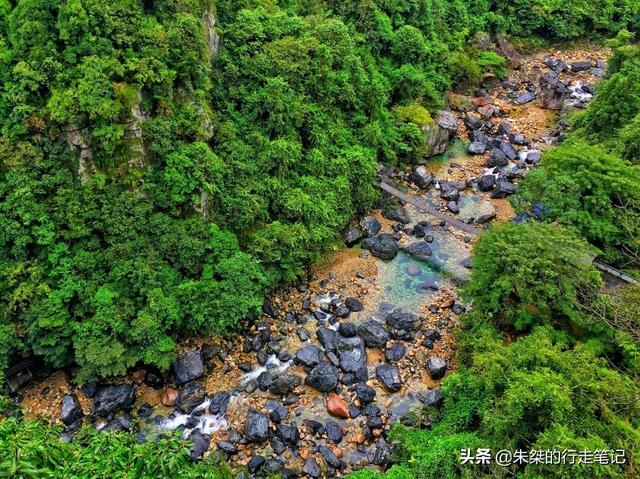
[[16, 44, 608, 478]]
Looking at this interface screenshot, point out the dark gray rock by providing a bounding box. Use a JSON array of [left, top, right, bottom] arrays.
[[385, 343, 407, 362], [465, 112, 484, 130], [478, 174, 496, 191], [525, 150, 541, 164], [248, 455, 266, 473], [173, 351, 204, 385], [269, 374, 302, 396], [344, 227, 362, 247], [468, 141, 487, 155], [345, 297, 364, 312], [363, 234, 399, 260], [305, 362, 340, 392], [440, 183, 460, 201], [402, 242, 432, 261], [337, 336, 367, 373], [319, 445, 342, 469], [357, 320, 389, 348], [383, 206, 410, 224], [208, 391, 231, 415], [420, 388, 445, 407], [499, 141, 518, 161], [491, 181, 517, 198], [189, 430, 211, 459], [469, 129, 489, 144], [60, 394, 83, 426], [326, 420, 343, 443], [245, 411, 270, 443], [101, 412, 132, 432], [266, 400, 288, 423], [376, 364, 402, 392], [338, 322, 357, 338], [275, 424, 300, 445], [516, 91, 535, 104], [176, 381, 206, 413], [426, 357, 448, 380], [217, 440, 238, 454], [409, 165, 433, 189], [490, 148, 508, 167], [295, 344, 322, 369], [262, 459, 284, 475], [317, 327, 337, 351], [303, 457, 321, 478], [353, 383, 376, 404], [386, 311, 419, 331], [571, 60, 592, 72], [360, 216, 381, 238], [447, 201, 460, 214], [92, 384, 136, 417]]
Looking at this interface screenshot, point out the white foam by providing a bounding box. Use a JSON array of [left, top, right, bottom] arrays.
[[239, 354, 292, 384]]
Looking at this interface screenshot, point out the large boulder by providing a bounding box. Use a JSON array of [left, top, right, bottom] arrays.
[[499, 141, 518, 161], [426, 357, 448, 380], [363, 234, 399, 260], [343, 227, 362, 247], [317, 326, 337, 351], [189, 430, 211, 459], [422, 111, 457, 157], [468, 142, 487, 155], [383, 206, 410, 224], [360, 216, 381, 238], [440, 183, 460, 201], [345, 297, 364, 312], [402, 242, 432, 261], [209, 391, 231, 415], [357, 320, 389, 348], [376, 364, 402, 392], [60, 394, 83, 426], [305, 362, 340, 392], [491, 181, 517, 198], [386, 311, 419, 331], [435, 110, 460, 131], [245, 411, 270, 443], [337, 336, 367, 373], [176, 381, 206, 413], [92, 384, 136, 417], [478, 175, 496, 192], [173, 351, 204, 385]]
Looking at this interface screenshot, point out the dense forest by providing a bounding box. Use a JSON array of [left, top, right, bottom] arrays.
[[0, 0, 639, 477]]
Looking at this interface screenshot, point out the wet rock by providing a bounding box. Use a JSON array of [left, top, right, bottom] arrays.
[[60, 394, 83, 426], [209, 391, 231, 415], [357, 320, 388, 348], [217, 440, 238, 454], [266, 400, 288, 423], [275, 424, 300, 445], [363, 234, 399, 260], [337, 336, 367, 373], [143, 369, 164, 389], [245, 411, 270, 443], [269, 374, 302, 396], [386, 311, 419, 331], [516, 91, 535, 104], [426, 357, 448, 380], [317, 327, 337, 351], [371, 439, 393, 466], [161, 387, 178, 407], [345, 297, 364, 312], [295, 344, 322, 369], [476, 212, 496, 224], [188, 429, 211, 459], [571, 60, 592, 73], [349, 404, 362, 418], [385, 343, 407, 362], [353, 383, 376, 404], [326, 420, 344, 444], [422, 121, 452, 157], [420, 389, 445, 407], [248, 455, 266, 473], [173, 351, 204, 385], [376, 364, 402, 392], [92, 384, 136, 417], [491, 181, 517, 198], [338, 322, 357, 338], [306, 362, 340, 393], [81, 382, 96, 399], [335, 305, 350, 318], [257, 371, 274, 392], [176, 381, 206, 413], [360, 216, 381, 238], [327, 393, 350, 419], [383, 206, 410, 224], [137, 403, 153, 418], [478, 174, 496, 191], [447, 201, 460, 214], [305, 419, 325, 435], [402, 242, 432, 261], [409, 165, 433, 189], [412, 221, 430, 238], [303, 457, 321, 478], [343, 227, 362, 247], [468, 141, 487, 155]]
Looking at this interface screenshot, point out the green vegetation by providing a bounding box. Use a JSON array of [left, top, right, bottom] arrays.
[[0, 416, 231, 478]]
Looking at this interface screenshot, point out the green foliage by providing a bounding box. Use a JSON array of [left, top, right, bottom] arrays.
[[0, 417, 231, 478], [514, 141, 640, 265], [463, 222, 602, 331]]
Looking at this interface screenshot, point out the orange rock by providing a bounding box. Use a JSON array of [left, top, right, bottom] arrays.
[[333, 447, 344, 458], [355, 433, 366, 444], [299, 448, 310, 460], [475, 97, 489, 107], [131, 369, 146, 383], [440, 297, 455, 308], [161, 387, 178, 407], [327, 393, 350, 419]]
